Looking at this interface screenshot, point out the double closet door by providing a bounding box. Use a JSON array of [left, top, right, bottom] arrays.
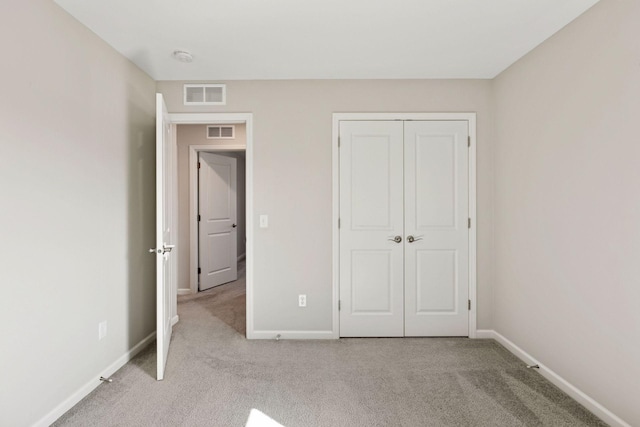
[[339, 120, 469, 337]]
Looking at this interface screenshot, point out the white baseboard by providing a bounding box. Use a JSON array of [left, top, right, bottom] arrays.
[[238, 253, 246, 262], [476, 329, 631, 427], [475, 329, 496, 339], [177, 288, 192, 296], [34, 331, 156, 427], [247, 330, 336, 340], [171, 315, 180, 326]]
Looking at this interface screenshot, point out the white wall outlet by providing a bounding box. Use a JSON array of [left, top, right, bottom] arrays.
[[98, 321, 107, 340], [298, 294, 307, 307], [259, 214, 269, 228]]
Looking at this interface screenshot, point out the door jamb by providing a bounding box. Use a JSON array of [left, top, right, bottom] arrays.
[[331, 113, 477, 339], [169, 113, 254, 339]]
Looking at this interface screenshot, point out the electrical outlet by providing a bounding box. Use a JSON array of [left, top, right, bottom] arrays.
[[98, 321, 107, 340], [298, 294, 307, 307]]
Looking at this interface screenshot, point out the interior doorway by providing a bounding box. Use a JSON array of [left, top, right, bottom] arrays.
[[197, 150, 246, 291], [168, 112, 255, 338], [338, 119, 470, 337], [186, 141, 246, 294], [331, 113, 477, 339]]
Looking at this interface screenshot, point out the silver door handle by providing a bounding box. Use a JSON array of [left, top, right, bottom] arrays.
[[149, 244, 175, 254], [388, 236, 402, 243], [407, 235, 423, 243]]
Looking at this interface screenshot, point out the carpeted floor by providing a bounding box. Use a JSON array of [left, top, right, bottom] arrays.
[[55, 264, 606, 426]]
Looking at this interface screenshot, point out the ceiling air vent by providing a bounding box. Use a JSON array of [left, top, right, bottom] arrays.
[[207, 125, 235, 139], [184, 84, 226, 105]]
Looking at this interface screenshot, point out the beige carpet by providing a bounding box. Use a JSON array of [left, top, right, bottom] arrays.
[[55, 266, 605, 426]]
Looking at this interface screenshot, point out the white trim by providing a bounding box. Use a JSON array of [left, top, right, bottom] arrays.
[[475, 329, 495, 339], [169, 113, 246, 123], [249, 330, 335, 340], [332, 112, 477, 121], [331, 117, 340, 339], [34, 332, 156, 427], [171, 123, 179, 323], [332, 113, 477, 339], [170, 112, 254, 339], [467, 114, 477, 338], [477, 330, 631, 427], [189, 144, 247, 295], [177, 289, 191, 296]]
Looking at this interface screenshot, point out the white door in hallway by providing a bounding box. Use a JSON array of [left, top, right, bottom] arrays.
[[339, 119, 469, 337], [404, 121, 469, 336], [199, 152, 238, 291], [155, 94, 176, 380], [339, 121, 405, 337]]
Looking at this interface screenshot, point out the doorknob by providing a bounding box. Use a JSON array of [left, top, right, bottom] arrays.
[[149, 244, 175, 254], [232, 224, 237, 228], [407, 235, 423, 243], [387, 236, 402, 243]]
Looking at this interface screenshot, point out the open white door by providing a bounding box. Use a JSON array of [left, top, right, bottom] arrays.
[[154, 94, 175, 380], [198, 152, 238, 291]]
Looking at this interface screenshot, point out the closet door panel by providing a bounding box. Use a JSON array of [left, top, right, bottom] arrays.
[[404, 121, 469, 336], [339, 121, 404, 337]]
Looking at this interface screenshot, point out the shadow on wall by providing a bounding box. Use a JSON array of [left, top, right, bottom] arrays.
[[126, 81, 156, 355]]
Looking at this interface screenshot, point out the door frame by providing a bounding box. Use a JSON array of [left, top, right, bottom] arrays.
[[331, 113, 477, 339], [190, 144, 245, 293], [169, 112, 255, 338]]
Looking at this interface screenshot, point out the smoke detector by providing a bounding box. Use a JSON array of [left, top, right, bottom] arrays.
[[172, 50, 193, 63]]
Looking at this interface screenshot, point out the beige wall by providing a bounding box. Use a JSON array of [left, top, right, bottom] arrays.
[[176, 124, 247, 291], [8, 1, 634, 424], [0, 1, 156, 425], [158, 79, 494, 332], [492, 1, 640, 425]]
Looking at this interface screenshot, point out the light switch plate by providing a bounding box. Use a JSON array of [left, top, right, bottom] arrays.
[[259, 214, 269, 228], [98, 321, 107, 340]]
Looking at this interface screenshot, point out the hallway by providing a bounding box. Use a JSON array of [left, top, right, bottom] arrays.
[[178, 260, 247, 336]]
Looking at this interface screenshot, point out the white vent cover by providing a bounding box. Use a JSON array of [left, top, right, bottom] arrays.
[[184, 84, 226, 105], [207, 125, 235, 139]]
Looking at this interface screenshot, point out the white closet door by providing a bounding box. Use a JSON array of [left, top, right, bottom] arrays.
[[404, 121, 469, 336], [339, 121, 405, 337]]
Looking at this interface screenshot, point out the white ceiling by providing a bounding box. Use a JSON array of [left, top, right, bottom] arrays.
[[54, 0, 599, 81]]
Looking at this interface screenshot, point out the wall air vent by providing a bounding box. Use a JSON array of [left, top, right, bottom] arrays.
[[207, 125, 235, 139], [184, 84, 226, 105]]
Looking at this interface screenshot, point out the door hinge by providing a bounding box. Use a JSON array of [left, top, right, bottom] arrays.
[[468, 300, 471, 311], [198, 162, 201, 169], [468, 218, 471, 229], [338, 136, 340, 148], [338, 300, 341, 311], [198, 214, 201, 222], [468, 136, 471, 147], [198, 267, 201, 274], [338, 218, 341, 228]]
